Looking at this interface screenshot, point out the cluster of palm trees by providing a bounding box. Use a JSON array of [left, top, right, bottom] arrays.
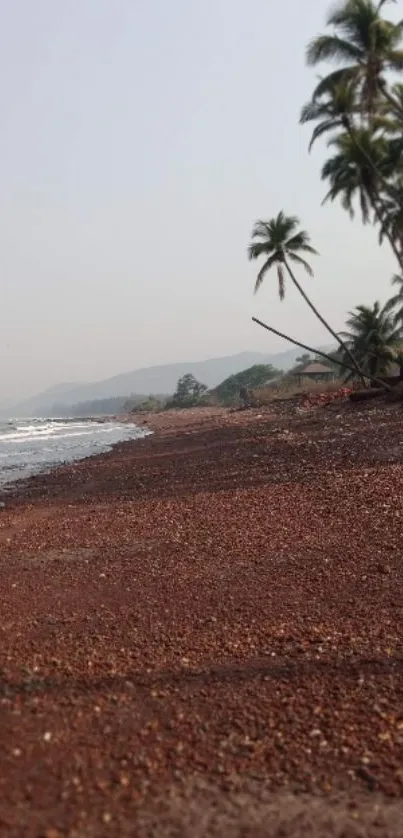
[[248, 0, 403, 386]]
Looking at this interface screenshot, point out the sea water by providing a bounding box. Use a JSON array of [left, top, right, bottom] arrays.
[[0, 418, 149, 487]]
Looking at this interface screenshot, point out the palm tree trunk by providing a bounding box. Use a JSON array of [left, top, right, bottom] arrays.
[[251, 317, 392, 391], [284, 260, 367, 384]]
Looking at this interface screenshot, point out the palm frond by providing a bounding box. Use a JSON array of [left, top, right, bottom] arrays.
[[300, 100, 325, 124], [287, 253, 314, 276], [386, 48, 403, 68], [306, 35, 362, 66], [341, 300, 403, 376], [391, 272, 403, 288], [250, 220, 271, 240], [285, 231, 318, 255], [254, 255, 277, 295], [272, 211, 300, 240], [247, 241, 272, 261], [377, 0, 396, 11], [312, 67, 359, 99], [308, 119, 342, 151]]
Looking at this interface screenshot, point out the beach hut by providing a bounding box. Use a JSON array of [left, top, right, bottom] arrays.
[[297, 362, 334, 386]]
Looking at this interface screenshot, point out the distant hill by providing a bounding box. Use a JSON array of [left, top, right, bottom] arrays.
[[5, 347, 333, 417]]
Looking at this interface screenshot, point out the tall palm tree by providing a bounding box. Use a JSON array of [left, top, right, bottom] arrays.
[[306, 0, 403, 119], [300, 79, 358, 151], [248, 211, 364, 377], [340, 300, 402, 379], [385, 273, 403, 324], [300, 78, 401, 204], [321, 129, 403, 265], [321, 129, 388, 219], [377, 188, 403, 255]]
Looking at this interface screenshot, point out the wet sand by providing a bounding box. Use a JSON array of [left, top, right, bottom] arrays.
[[1, 403, 403, 836]]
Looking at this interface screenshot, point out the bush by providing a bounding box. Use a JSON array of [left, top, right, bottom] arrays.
[[213, 364, 280, 406], [130, 397, 166, 413], [165, 374, 208, 409]]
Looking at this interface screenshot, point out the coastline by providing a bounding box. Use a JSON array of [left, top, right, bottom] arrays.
[[1, 403, 403, 834], [0, 414, 151, 502]]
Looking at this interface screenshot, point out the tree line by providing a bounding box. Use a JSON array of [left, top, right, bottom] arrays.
[[249, 0, 403, 387]]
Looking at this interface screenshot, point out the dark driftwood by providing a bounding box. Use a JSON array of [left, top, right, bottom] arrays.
[[349, 388, 384, 402], [386, 381, 403, 402]]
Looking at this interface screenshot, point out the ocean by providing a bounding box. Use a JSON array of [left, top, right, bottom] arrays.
[[0, 417, 149, 488]]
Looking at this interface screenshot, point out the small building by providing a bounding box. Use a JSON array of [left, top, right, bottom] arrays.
[[297, 362, 334, 386]]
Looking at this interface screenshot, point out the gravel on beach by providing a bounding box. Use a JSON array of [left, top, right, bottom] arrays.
[[1, 402, 403, 836]]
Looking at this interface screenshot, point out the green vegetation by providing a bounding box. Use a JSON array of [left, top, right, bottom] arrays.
[[340, 301, 402, 379], [212, 364, 280, 405], [250, 0, 403, 389], [166, 374, 208, 409], [127, 396, 166, 414]]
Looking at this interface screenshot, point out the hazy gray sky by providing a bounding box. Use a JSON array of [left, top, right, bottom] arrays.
[[0, 0, 399, 399]]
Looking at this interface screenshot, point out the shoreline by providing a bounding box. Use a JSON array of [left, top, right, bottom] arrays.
[[1, 402, 403, 834], [0, 406, 261, 504], [0, 413, 152, 501]]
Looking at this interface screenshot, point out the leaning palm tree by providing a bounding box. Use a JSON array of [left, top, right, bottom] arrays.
[[306, 0, 403, 120], [340, 300, 402, 379], [247, 211, 364, 377]]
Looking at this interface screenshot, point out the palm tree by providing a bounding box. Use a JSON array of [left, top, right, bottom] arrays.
[[248, 212, 317, 300], [300, 78, 401, 204], [300, 79, 358, 151], [376, 81, 403, 129], [377, 187, 403, 255], [306, 0, 403, 120], [321, 129, 403, 265], [340, 300, 402, 379], [248, 211, 364, 377], [321, 129, 389, 219], [385, 273, 403, 324]]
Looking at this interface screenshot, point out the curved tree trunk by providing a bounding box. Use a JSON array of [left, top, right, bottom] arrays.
[[284, 260, 367, 384]]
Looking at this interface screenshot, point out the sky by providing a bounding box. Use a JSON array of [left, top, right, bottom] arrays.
[[0, 0, 400, 401]]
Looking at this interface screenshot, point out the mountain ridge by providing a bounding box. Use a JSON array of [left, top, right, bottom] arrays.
[[4, 346, 333, 417]]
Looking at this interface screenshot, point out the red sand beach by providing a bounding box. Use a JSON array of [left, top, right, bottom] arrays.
[[1, 403, 403, 836]]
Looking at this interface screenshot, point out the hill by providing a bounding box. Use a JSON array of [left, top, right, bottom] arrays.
[[5, 347, 333, 417]]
